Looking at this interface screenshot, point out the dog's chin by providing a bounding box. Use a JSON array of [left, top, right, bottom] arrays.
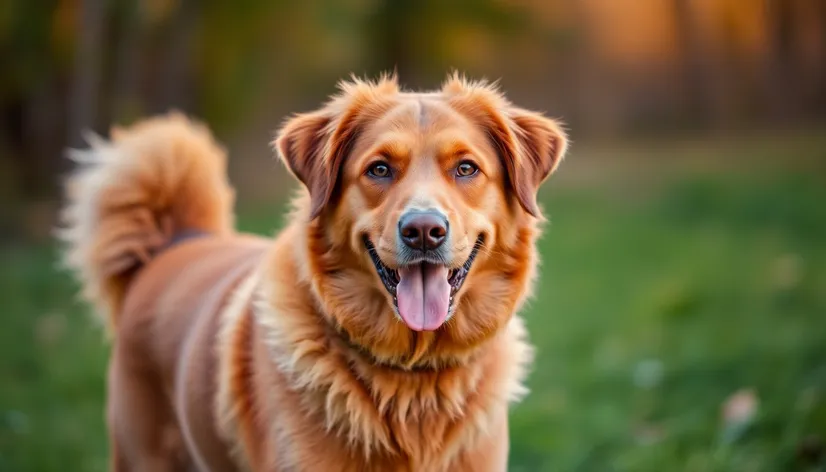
[[363, 236, 484, 331]]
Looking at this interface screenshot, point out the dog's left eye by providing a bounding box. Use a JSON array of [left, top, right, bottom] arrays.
[[456, 161, 478, 177], [367, 162, 392, 179]]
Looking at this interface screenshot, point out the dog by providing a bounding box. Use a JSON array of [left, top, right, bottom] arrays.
[[59, 72, 568, 471]]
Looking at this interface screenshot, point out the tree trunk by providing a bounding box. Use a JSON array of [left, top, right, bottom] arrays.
[[365, 0, 418, 87], [763, 0, 799, 123], [149, 0, 200, 115], [672, 0, 712, 127], [111, 0, 144, 124], [67, 0, 106, 147]]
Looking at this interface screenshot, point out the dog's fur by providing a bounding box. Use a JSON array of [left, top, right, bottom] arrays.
[[59, 73, 568, 471]]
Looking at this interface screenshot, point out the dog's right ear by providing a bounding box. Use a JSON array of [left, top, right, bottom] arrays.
[[276, 74, 399, 220], [275, 111, 337, 219]]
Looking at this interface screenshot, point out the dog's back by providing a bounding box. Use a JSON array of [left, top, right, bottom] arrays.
[[116, 236, 266, 470], [58, 113, 264, 470]]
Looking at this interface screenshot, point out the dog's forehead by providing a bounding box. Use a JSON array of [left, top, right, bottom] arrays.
[[371, 93, 472, 134], [343, 93, 498, 168]]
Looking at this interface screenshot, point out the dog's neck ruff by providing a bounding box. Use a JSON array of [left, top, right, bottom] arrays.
[[328, 318, 467, 373], [242, 275, 534, 468]]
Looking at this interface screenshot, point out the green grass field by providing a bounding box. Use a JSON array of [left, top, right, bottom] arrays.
[[1, 140, 825, 471]]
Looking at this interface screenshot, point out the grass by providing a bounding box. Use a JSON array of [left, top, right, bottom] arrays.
[[1, 146, 825, 471]]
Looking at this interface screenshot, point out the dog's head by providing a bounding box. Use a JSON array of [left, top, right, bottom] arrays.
[[276, 73, 567, 366]]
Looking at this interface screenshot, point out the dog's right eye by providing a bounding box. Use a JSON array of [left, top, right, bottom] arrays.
[[367, 162, 392, 179]]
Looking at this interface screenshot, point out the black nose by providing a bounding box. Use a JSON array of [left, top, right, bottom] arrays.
[[399, 210, 448, 251]]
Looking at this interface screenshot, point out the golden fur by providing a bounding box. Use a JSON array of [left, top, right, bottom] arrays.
[[59, 113, 236, 331], [59, 73, 568, 471]]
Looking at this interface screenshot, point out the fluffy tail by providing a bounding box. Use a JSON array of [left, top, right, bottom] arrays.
[[58, 112, 235, 333]]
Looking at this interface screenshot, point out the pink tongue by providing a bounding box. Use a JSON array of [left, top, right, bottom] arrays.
[[396, 264, 451, 331]]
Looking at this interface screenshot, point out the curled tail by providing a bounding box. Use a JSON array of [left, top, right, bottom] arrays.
[[58, 112, 236, 333]]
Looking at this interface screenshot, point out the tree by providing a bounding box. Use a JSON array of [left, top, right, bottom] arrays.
[[67, 0, 105, 147]]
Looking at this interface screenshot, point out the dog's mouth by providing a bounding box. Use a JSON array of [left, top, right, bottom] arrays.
[[364, 235, 484, 331]]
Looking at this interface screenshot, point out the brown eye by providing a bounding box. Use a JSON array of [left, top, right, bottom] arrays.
[[456, 161, 478, 177], [368, 162, 391, 179]]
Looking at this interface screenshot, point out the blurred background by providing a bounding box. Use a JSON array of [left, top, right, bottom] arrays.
[[1, 0, 825, 470]]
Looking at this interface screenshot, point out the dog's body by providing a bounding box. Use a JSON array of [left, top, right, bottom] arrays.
[[60, 74, 567, 471]]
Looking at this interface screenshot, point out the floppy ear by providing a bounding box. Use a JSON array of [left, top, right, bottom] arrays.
[[276, 108, 364, 220], [275, 111, 337, 219], [275, 74, 399, 220], [500, 108, 568, 217], [443, 74, 568, 218]]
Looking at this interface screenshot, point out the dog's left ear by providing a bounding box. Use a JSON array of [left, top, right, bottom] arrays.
[[499, 107, 568, 218], [443, 75, 568, 218]]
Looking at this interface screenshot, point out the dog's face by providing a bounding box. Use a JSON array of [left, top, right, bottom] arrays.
[[276, 74, 567, 366]]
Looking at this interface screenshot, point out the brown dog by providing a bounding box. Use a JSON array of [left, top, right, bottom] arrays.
[[59, 73, 568, 471]]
